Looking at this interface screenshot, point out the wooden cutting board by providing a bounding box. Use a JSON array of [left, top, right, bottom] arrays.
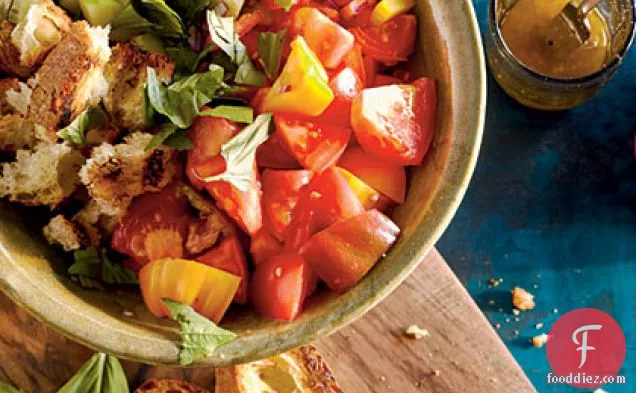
[[0, 249, 536, 393]]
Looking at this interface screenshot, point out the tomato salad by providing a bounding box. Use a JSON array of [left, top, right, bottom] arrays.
[[0, 0, 436, 326], [128, 0, 437, 324]]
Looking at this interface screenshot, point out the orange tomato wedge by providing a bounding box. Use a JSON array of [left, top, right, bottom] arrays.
[[139, 258, 241, 323]]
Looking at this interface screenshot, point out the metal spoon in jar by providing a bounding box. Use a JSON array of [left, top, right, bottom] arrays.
[[544, 0, 604, 53]]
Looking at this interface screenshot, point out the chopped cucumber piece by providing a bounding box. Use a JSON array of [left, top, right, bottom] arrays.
[[79, 0, 125, 26]]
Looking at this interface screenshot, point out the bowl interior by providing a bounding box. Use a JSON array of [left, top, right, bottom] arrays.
[[0, 0, 486, 366]]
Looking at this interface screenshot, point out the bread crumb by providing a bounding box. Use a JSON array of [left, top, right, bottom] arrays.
[[512, 308, 520, 316], [532, 333, 548, 348], [494, 323, 501, 330], [379, 376, 386, 382], [122, 310, 134, 317], [431, 370, 440, 377], [512, 287, 535, 311], [488, 299, 495, 305], [405, 325, 430, 339], [513, 329, 519, 336], [553, 308, 559, 314], [593, 389, 608, 393], [535, 322, 544, 329]]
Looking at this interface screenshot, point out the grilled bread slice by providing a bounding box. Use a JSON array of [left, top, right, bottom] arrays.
[[103, 43, 175, 131], [79, 132, 177, 218], [27, 21, 111, 133], [215, 346, 344, 393], [135, 379, 212, 393]]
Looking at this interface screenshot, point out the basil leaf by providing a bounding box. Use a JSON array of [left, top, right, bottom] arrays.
[[275, 0, 293, 12], [110, 4, 170, 41], [163, 129, 194, 150], [69, 248, 138, 286], [257, 30, 286, 80], [200, 106, 253, 123], [57, 108, 108, 145], [206, 10, 265, 86], [203, 113, 272, 191], [163, 299, 237, 366], [57, 353, 129, 393], [169, 0, 210, 25], [146, 65, 225, 128], [132, 0, 184, 37], [145, 123, 180, 151], [0, 381, 24, 393]]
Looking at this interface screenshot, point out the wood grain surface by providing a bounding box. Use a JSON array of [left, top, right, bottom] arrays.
[[0, 250, 536, 393]]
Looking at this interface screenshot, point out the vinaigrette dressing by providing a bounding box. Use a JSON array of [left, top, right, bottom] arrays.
[[500, 0, 610, 79]]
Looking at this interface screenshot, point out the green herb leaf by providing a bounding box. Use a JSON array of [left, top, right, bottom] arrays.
[[203, 113, 272, 191], [0, 381, 24, 393], [257, 30, 286, 80], [57, 107, 108, 145], [200, 106, 253, 123], [57, 353, 129, 393], [207, 10, 265, 86], [274, 0, 293, 12], [146, 65, 225, 128], [131, 0, 184, 36], [169, 0, 210, 25], [163, 129, 194, 150], [163, 298, 237, 366], [69, 248, 138, 286], [145, 123, 180, 151], [110, 4, 157, 41]]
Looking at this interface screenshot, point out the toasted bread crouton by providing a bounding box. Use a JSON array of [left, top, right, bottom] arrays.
[[80, 132, 177, 217], [43, 214, 87, 251], [134, 379, 211, 393], [0, 114, 47, 151], [103, 43, 175, 130], [0, 142, 85, 207], [215, 346, 344, 393], [0, 78, 20, 114], [27, 21, 111, 132], [0, 20, 31, 77], [4, 79, 34, 116], [11, 0, 72, 69]]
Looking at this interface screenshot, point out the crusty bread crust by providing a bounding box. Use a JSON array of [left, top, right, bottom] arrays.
[[0, 20, 31, 77], [134, 379, 212, 393], [215, 346, 344, 393], [0, 78, 20, 115], [27, 21, 110, 132], [103, 43, 175, 131]]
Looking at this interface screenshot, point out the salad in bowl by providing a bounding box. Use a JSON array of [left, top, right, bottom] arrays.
[[0, 0, 438, 364]]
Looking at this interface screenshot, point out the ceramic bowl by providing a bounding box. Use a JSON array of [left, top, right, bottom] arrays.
[[0, 0, 486, 366]]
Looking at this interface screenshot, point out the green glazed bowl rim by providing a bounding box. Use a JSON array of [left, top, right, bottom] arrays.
[[0, 0, 486, 366]]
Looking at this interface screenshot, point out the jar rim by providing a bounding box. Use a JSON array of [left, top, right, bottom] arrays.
[[489, 0, 636, 84]]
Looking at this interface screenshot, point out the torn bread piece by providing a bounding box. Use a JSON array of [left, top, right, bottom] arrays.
[[215, 346, 344, 393], [80, 132, 177, 218], [27, 21, 111, 133], [0, 114, 47, 151], [0, 142, 85, 207], [0, 20, 32, 77], [103, 43, 175, 131], [43, 214, 87, 251], [0, 78, 20, 115], [11, 0, 72, 69]]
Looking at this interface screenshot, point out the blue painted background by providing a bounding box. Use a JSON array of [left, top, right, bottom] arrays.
[[437, 1, 636, 392]]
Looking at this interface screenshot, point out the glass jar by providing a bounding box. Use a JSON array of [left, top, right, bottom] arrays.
[[486, 0, 635, 111]]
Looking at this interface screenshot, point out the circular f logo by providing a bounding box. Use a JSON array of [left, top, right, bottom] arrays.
[[546, 309, 626, 388]]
